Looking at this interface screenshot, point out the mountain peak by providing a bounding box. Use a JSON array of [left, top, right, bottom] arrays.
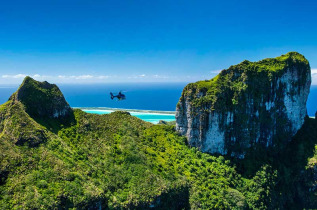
[[176, 52, 311, 158], [10, 76, 73, 120]]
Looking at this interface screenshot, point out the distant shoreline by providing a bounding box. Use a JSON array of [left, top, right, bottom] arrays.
[[74, 107, 176, 115], [75, 107, 316, 118]]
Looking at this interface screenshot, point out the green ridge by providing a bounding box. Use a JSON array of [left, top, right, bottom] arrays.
[[0, 72, 316, 209]]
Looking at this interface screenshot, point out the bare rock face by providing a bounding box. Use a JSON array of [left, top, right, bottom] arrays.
[[176, 52, 311, 158], [10, 76, 73, 120]]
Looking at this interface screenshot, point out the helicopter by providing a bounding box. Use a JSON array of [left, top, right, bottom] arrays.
[[110, 91, 126, 100]]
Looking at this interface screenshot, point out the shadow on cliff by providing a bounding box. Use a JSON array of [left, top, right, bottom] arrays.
[[57, 184, 190, 210], [228, 117, 317, 208], [32, 111, 76, 134], [230, 117, 317, 176]]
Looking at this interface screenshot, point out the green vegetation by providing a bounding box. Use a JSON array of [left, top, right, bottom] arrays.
[[177, 52, 311, 158], [10, 76, 74, 133], [0, 71, 316, 209], [0, 100, 286, 209], [0, 102, 251, 209], [1, 100, 316, 209], [232, 117, 317, 209], [0, 100, 50, 146], [180, 52, 310, 110]]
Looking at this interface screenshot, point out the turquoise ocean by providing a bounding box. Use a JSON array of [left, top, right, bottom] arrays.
[[82, 108, 175, 124], [0, 83, 316, 123]]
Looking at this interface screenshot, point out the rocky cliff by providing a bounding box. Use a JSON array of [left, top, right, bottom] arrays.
[[176, 52, 311, 157], [0, 77, 74, 146], [10, 76, 73, 120], [0, 76, 316, 209]]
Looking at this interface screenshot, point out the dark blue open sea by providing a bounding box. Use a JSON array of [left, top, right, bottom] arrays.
[[0, 83, 316, 123]]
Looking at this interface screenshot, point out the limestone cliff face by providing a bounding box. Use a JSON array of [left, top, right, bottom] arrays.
[[176, 52, 311, 157], [10, 76, 73, 120]]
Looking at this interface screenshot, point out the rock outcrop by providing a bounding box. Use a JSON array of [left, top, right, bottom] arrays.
[[176, 52, 311, 157], [0, 77, 74, 146], [10, 76, 73, 120]]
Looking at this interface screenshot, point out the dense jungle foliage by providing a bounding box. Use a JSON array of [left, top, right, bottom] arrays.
[[0, 76, 316, 209], [0, 103, 316, 209], [0, 101, 272, 209]]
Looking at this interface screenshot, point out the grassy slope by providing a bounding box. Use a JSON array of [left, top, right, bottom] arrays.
[[0, 98, 281, 209], [0, 68, 316, 209]]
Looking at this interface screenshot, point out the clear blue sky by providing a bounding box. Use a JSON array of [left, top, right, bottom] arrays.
[[0, 0, 316, 84]]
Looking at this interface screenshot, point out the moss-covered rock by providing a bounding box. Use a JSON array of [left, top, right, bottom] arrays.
[[9, 76, 75, 132], [176, 52, 311, 157], [10, 76, 73, 120]]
